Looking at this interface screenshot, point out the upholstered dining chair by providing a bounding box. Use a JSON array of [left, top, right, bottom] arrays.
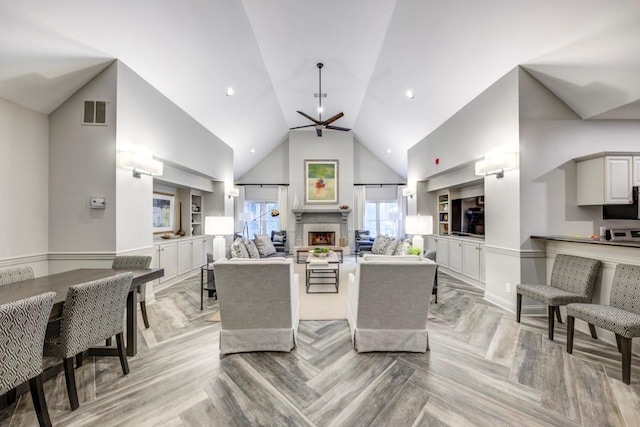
[[0, 266, 34, 286], [1, 292, 56, 427], [112, 255, 152, 328], [44, 273, 133, 410], [516, 254, 601, 340], [567, 263, 640, 385]]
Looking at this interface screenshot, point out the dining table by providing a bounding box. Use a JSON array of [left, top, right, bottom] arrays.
[[0, 268, 164, 357]]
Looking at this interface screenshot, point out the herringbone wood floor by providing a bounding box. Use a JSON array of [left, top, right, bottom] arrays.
[[2, 269, 640, 426]]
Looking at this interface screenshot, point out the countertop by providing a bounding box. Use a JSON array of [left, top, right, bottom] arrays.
[[532, 235, 640, 248]]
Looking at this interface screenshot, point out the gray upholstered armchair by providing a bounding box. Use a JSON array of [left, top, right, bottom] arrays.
[[213, 258, 299, 355], [347, 255, 437, 352]]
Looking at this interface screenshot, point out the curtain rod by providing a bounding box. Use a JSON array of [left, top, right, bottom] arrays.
[[236, 184, 289, 186], [354, 183, 406, 186]]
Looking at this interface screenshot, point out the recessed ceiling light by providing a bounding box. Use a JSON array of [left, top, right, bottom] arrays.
[[406, 90, 414, 99], [317, 106, 323, 113], [250, 148, 255, 153], [226, 87, 235, 97], [387, 149, 392, 154]]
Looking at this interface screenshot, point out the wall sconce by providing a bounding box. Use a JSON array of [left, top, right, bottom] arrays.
[[118, 150, 163, 178], [225, 187, 240, 199], [402, 186, 416, 198], [475, 152, 518, 179]]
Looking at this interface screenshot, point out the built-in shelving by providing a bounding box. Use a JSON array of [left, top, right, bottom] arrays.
[[191, 194, 203, 235], [438, 193, 450, 235]]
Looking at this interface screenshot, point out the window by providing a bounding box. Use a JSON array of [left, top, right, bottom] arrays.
[[365, 201, 399, 237], [244, 201, 279, 238]]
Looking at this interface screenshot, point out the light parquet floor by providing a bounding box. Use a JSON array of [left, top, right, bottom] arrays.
[[3, 271, 640, 426]]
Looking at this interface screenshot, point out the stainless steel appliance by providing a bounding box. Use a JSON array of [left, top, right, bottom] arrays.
[[602, 187, 640, 220], [607, 228, 640, 241]]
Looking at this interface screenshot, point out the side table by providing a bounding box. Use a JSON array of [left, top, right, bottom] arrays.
[[200, 263, 217, 310]]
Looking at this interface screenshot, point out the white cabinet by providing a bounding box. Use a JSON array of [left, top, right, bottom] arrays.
[[449, 238, 463, 273], [158, 242, 177, 284], [462, 241, 481, 281], [480, 245, 485, 284], [435, 236, 449, 268], [177, 240, 192, 275], [577, 156, 633, 205], [634, 156, 640, 187], [426, 235, 437, 252], [192, 238, 204, 269]]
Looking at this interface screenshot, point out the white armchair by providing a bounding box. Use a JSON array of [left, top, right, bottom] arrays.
[[348, 256, 437, 352], [213, 257, 299, 355]]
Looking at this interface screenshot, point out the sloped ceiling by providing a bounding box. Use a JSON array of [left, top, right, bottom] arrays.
[[1, 1, 640, 178]]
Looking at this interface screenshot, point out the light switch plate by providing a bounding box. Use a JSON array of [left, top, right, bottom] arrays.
[[89, 197, 106, 209]]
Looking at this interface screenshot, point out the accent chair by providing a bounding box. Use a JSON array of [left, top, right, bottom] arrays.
[[516, 254, 601, 340], [425, 250, 438, 303], [347, 255, 437, 352], [213, 257, 299, 355], [567, 263, 640, 385], [354, 229, 374, 255]]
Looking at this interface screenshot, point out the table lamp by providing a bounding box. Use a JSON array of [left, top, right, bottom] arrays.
[[205, 216, 234, 261], [405, 215, 433, 255]]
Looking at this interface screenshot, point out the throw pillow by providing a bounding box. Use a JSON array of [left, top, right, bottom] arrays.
[[243, 239, 261, 259], [230, 238, 249, 258], [272, 234, 284, 243], [394, 237, 413, 255], [383, 239, 399, 255], [254, 234, 277, 257], [371, 235, 393, 254]]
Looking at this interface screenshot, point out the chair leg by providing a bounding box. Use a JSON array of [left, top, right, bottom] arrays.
[[588, 323, 598, 340], [6, 388, 16, 406], [616, 334, 622, 353], [620, 336, 632, 385], [63, 357, 79, 411], [140, 300, 150, 329], [106, 337, 112, 347], [516, 293, 522, 323], [116, 333, 130, 375], [29, 374, 52, 427], [567, 316, 575, 353], [548, 305, 555, 341], [76, 352, 83, 368], [555, 306, 563, 324]]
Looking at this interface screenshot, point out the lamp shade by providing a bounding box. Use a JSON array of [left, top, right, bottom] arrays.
[[204, 216, 234, 236], [405, 215, 433, 235]]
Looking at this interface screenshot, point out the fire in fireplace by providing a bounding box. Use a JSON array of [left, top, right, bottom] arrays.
[[309, 232, 335, 246]]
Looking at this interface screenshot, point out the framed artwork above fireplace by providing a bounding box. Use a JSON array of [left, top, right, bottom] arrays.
[[305, 159, 338, 204]]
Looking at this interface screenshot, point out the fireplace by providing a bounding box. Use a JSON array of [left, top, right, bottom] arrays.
[[309, 231, 335, 246]]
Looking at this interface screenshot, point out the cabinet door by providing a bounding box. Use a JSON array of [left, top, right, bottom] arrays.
[[436, 237, 449, 268], [462, 242, 480, 280], [605, 156, 632, 204], [449, 239, 463, 273], [634, 156, 640, 187], [177, 241, 192, 275], [480, 245, 485, 284], [192, 238, 204, 269], [158, 243, 177, 284]]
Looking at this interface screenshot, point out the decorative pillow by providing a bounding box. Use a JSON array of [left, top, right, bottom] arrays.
[[243, 239, 261, 259], [394, 237, 413, 255], [371, 235, 393, 254], [230, 238, 249, 258], [254, 234, 277, 257], [272, 234, 285, 243], [383, 239, 399, 255]]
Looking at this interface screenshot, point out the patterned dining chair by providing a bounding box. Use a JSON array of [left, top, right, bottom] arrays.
[[43, 273, 133, 410], [1, 292, 56, 427], [567, 263, 640, 385], [0, 266, 34, 286], [112, 256, 152, 328]]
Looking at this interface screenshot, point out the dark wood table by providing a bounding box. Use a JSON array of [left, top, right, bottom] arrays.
[[0, 268, 164, 357]]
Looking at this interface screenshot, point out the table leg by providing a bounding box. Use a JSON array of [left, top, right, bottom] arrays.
[[200, 268, 204, 310], [126, 289, 137, 357]]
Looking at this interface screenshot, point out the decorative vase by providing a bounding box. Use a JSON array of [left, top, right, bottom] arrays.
[[176, 202, 186, 236]]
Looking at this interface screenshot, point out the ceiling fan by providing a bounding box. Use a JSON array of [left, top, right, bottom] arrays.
[[289, 62, 351, 137]]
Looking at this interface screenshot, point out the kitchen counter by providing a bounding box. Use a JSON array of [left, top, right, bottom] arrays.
[[532, 235, 640, 249]]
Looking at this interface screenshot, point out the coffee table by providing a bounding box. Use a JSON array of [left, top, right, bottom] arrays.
[[295, 246, 344, 263], [305, 251, 340, 293]]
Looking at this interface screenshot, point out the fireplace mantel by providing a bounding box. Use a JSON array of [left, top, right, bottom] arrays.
[[292, 209, 351, 246]]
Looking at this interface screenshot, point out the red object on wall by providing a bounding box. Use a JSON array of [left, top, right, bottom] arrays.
[[435, 158, 440, 165]]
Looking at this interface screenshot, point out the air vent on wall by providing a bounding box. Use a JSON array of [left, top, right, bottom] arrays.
[[82, 100, 107, 125]]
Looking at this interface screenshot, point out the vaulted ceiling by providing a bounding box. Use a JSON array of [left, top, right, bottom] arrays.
[[2, 1, 640, 178]]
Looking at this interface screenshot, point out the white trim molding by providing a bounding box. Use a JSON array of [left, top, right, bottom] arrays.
[[0, 253, 48, 267]]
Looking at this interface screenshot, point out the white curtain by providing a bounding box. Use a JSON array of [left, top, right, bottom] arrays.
[[353, 185, 366, 231], [397, 185, 407, 237], [278, 185, 289, 233], [236, 186, 246, 234]]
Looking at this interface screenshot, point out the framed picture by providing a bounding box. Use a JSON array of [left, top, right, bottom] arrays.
[[153, 192, 174, 233], [305, 160, 338, 204]]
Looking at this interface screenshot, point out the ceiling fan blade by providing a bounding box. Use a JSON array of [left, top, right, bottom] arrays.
[[323, 112, 344, 125], [326, 125, 351, 132], [289, 124, 315, 130], [316, 128, 323, 137], [297, 110, 322, 124]]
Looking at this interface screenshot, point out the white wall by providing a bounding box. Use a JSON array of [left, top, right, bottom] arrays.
[[353, 139, 405, 184], [237, 140, 289, 184], [0, 97, 49, 274]]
